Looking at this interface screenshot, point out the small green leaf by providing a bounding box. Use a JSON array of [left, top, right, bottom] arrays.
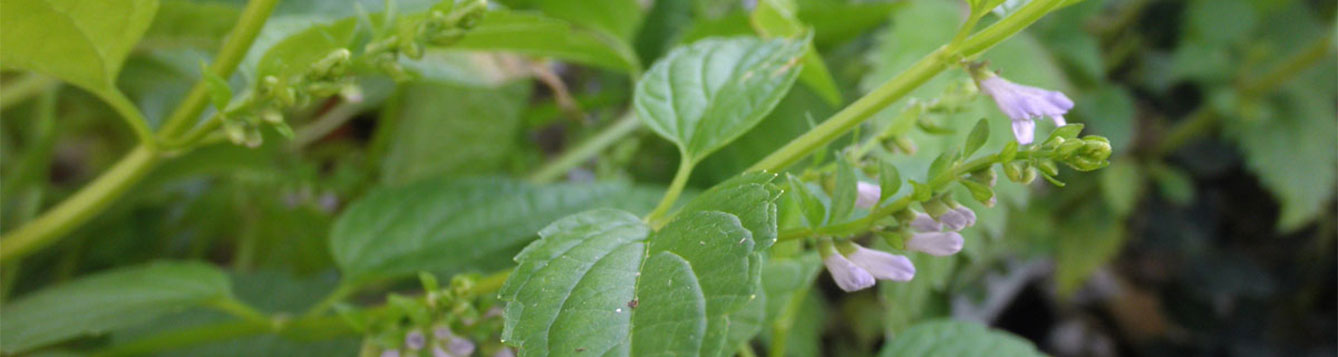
[[330, 177, 660, 282], [634, 36, 807, 162], [879, 319, 1045, 357], [786, 174, 827, 227], [455, 10, 641, 73], [1, 261, 231, 354], [927, 151, 958, 180], [200, 62, 232, 111], [829, 158, 858, 222], [1099, 159, 1144, 218], [878, 161, 902, 204], [962, 118, 990, 157], [0, 0, 159, 96]]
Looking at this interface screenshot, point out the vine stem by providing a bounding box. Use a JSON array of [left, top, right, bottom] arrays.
[[0, 0, 280, 263], [747, 0, 1066, 173]]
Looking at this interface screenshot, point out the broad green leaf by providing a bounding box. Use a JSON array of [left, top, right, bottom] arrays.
[[879, 319, 1045, 357], [141, 0, 241, 51], [963, 119, 990, 158], [1227, 70, 1337, 232], [695, 86, 836, 184], [0, 261, 231, 354], [1099, 158, 1143, 218], [750, 0, 842, 105], [0, 0, 159, 96], [829, 158, 857, 223], [796, 1, 900, 48], [879, 253, 956, 333], [380, 80, 531, 185], [500, 209, 764, 356], [676, 172, 782, 252], [634, 36, 806, 162], [455, 10, 640, 73], [500, 0, 644, 42], [329, 177, 660, 282]]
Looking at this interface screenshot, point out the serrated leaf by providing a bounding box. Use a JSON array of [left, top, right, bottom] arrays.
[[879, 319, 1044, 357], [878, 161, 904, 204], [500, 208, 768, 357], [0, 261, 231, 354], [829, 158, 858, 223], [0, 0, 159, 96], [678, 172, 782, 252], [963, 118, 990, 157], [329, 177, 660, 282], [634, 36, 806, 162], [455, 10, 640, 73]]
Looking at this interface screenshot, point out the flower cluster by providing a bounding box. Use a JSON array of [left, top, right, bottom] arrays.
[[824, 183, 976, 292]]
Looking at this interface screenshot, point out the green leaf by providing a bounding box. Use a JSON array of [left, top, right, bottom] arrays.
[[500, 208, 766, 356], [878, 161, 902, 204], [1227, 72, 1338, 232], [380, 80, 531, 185], [329, 177, 660, 282], [0, 0, 159, 96], [454, 10, 641, 73], [879, 319, 1045, 357], [500, 0, 644, 42], [750, 0, 842, 105], [677, 172, 782, 252], [787, 173, 826, 227], [634, 36, 807, 162], [201, 62, 232, 111], [0, 261, 231, 354], [962, 119, 990, 157], [1099, 158, 1143, 218], [1045, 123, 1085, 142], [1149, 163, 1194, 206], [829, 158, 858, 223], [1055, 202, 1126, 296]]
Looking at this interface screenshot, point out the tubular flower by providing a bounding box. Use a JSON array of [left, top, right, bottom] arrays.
[[977, 74, 1073, 145], [823, 252, 876, 292], [846, 245, 916, 281], [405, 330, 426, 350], [938, 205, 977, 231], [855, 181, 881, 209]]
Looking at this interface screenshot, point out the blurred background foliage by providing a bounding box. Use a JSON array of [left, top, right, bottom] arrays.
[[0, 0, 1334, 356]]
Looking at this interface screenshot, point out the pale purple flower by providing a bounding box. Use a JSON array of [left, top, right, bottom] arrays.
[[447, 337, 476, 356], [954, 206, 977, 227], [846, 246, 916, 281], [433, 346, 452, 357], [405, 330, 426, 350], [382, 350, 402, 357], [823, 253, 876, 292], [977, 76, 1073, 145], [855, 181, 881, 209], [906, 231, 965, 256], [494, 348, 516, 357]]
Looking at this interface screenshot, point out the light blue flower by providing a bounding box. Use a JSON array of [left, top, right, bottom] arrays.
[[978, 75, 1073, 145]]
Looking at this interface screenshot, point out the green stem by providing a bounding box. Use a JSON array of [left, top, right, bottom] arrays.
[[746, 0, 1065, 173], [0, 146, 159, 261], [305, 280, 362, 317], [0, 73, 57, 110], [90, 320, 274, 357], [209, 297, 272, 326], [645, 155, 694, 227], [156, 0, 280, 139], [0, 0, 280, 263], [529, 113, 642, 183], [102, 90, 158, 150]]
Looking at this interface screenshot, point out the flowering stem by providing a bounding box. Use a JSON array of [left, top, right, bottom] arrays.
[[776, 151, 1044, 242], [747, 0, 1066, 173], [0, 0, 280, 263]]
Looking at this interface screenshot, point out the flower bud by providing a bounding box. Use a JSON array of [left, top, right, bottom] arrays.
[[906, 231, 964, 256], [1004, 161, 1024, 182], [953, 206, 976, 227], [910, 213, 940, 232], [1021, 166, 1038, 184], [939, 209, 969, 231], [969, 168, 997, 187], [1037, 160, 1059, 177], [447, 336, 476, 357], [855, 181, 880, 209], [845, 245, 915, 282], [823, 252, 875, 292]]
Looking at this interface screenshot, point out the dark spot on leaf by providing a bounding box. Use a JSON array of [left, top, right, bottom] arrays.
[[628, 299, 639, 309]]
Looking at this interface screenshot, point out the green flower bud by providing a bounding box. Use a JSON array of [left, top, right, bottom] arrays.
[[969, 168, 997, 187], [921, 197, 950, 219], [1037, 160, 1059, 177], [1003, 161, 1024, 182], [1057, 139, 1085, 157], [1021, 166, 1037, 184]]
